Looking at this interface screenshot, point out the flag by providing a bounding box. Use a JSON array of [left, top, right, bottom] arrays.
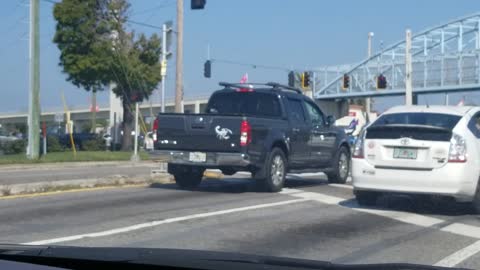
[[240, 73, 248, 83]]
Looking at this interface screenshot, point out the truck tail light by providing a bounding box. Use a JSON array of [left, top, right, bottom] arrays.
[[352, 130, 365, 159], [448, 133, 467, 163], [240, 120, 251, 146], [152, 118, 159, 142]]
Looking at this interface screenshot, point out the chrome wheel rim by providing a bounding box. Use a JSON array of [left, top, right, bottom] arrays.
[[271, 155, 285, 186], [339, 152, 349, 180]]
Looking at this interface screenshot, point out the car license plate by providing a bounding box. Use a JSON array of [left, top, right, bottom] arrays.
[[393, 147, 417, 159], [189, 152, 206, 162]]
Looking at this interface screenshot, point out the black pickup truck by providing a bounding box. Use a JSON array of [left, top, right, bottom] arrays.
[[150, 82, 350, 192]]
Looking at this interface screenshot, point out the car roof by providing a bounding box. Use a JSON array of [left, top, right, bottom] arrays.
[[383, 105, 477, 116]]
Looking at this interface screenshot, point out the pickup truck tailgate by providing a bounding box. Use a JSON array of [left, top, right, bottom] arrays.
[[156, 114, 242, 152]]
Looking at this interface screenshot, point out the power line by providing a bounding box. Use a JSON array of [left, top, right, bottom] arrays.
[[40, 0, 164, 30], [211, 58, 294, 72], [126, 20, 162, 30]]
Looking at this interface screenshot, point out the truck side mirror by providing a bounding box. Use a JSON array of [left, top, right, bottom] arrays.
[[326, 115, 335, 127]]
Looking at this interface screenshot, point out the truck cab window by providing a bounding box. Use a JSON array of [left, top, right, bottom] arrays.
[[287, 99, 306, 123], [304, 101, 325, 126]]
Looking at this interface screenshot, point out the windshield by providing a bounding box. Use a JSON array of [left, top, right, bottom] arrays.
[[2, 1, 480, 270], [206, 92, 282, 117]]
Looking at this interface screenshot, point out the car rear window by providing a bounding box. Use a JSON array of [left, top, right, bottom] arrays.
[[206, 92, 282, 117], [371, 112, 461, 130], [367, 112, 461, 141]]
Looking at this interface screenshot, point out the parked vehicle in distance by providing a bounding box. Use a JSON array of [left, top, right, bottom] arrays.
[[150, 82, 350, 192], [352, 105, 480, 211]]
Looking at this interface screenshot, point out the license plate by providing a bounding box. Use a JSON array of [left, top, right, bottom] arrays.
[[189, 152, 206, 162], [393, 147, 417, 159]]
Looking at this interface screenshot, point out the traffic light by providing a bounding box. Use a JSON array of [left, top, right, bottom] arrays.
[[376, 74, 387, 89], [204, 60, 211, 78], [191, 0, 206, 9], [302, 72, 310, 88], [342, 74, 350, 90], [288, 71, 295, 87]]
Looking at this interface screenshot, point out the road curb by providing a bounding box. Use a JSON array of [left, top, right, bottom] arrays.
[[0, 160, 162, 171], [0, 173, 173, 198]]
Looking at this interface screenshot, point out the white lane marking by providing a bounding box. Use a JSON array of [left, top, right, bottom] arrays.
[[328, 184, 353, 190], [22, 198, 308, 246], [354, 207, 444, 227], [288, 191, 444, 228], [435, 240, 480, 267], [279, 188, 304, 194], [292, 192, 345, 205], [441, 223, 480, 239]]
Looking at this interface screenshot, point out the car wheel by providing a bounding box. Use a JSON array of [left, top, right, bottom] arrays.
[[471, 181, 480, 214], [174, 171, 203, 189], [261, 147, 287, 192], [327, 146, 350, 184], [355, 190, 379, 206]]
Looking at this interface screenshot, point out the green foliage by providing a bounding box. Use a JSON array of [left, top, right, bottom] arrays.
[[53, 0, 162, 151], [83, 136, 105, 151], [47, 136, 65, 152], [1, 140, 27, 155]]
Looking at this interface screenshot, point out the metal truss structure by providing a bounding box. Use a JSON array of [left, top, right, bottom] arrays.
[[314, 13, 480, 100]]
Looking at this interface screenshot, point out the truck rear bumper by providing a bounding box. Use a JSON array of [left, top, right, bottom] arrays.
[[149, 150, 251, 167]]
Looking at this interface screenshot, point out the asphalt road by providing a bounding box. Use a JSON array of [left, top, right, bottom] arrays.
[[0, 162, 159, 185], [1, 173, 480, 269]]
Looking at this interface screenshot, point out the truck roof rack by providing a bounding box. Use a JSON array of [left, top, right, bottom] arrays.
[[265, 82, 302, 94], [218, 82, 302, 94]]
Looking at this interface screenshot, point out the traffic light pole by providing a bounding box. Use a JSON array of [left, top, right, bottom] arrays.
[[27, 0, 40, 159], [174, 0, 184, 113], [365, 32, 374, 122]]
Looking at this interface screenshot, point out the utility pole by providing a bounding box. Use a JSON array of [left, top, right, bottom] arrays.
[[91, 90, 96, 133], [175, 0, 184, 113], [365, 32, 374, 122], [27, 0, 40, 159], [131, 102, 140, 162], [161, 23, 168, 113], [405, 29, 413, 106]]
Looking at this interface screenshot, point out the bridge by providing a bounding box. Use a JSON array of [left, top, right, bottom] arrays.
[[313, 13, 480, 102]]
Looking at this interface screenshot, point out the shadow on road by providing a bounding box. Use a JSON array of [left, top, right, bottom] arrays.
[[149, 174, 330, 194], [340, 194, 476, 216]]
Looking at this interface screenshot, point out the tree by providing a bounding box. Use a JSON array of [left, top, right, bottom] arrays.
[[53, 0, 162, 150]]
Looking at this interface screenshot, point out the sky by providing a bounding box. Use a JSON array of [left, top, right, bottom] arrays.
[[0, 0, 479, 113]]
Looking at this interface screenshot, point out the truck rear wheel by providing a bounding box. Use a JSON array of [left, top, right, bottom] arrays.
[[174, 171, 203, 189], [261, 147, 287, 192]]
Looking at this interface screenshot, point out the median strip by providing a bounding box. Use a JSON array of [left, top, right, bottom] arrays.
[[0, 174, 173, 199]]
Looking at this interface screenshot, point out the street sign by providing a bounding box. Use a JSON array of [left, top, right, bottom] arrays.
[[54, 113, 64, 123]]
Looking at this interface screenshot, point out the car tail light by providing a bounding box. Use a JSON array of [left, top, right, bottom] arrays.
[[448, 133, 467, 163], [352, 130, 365, 158], [236, 88, 254, 93], [240, 120, 251, 146], [152, 118, 159, 142]]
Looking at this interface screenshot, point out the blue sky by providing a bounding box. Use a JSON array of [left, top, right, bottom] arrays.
[[0, 0, 478, 113]]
